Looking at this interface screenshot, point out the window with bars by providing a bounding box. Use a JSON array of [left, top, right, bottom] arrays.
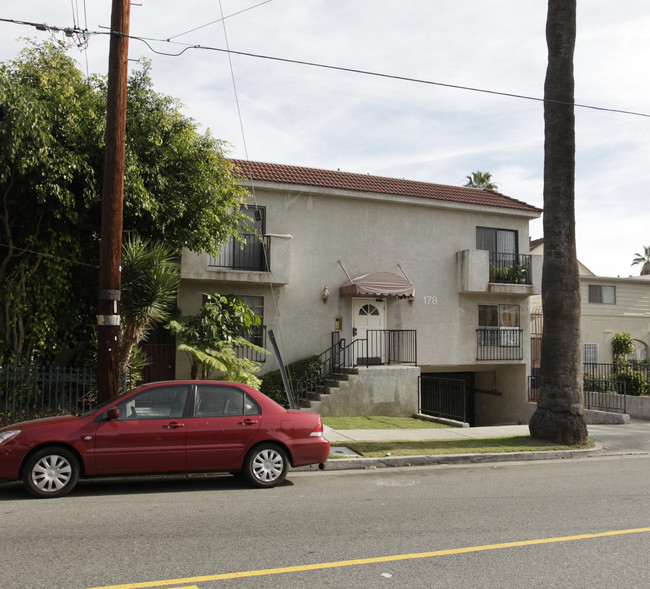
[[478, 304, 521, 347], [583, 343, 598, 364]]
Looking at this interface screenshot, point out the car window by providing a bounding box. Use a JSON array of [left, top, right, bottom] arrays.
[[115, 386, 189, 420], [194, 385, 260, 417]]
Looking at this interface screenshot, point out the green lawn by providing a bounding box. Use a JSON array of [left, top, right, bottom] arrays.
[[337, 436, 594, 458], [322, 416, 451, 430]]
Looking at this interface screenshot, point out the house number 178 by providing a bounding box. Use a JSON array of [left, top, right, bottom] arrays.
[[423, 296, 438, 305]]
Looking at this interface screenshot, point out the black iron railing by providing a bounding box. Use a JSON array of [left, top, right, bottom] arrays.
[[208, 233, 270, 271], [1, 366, 99, 426], [528, 374, 628, 413], [294, 330, 417, 402], [583, 362, 649, 395], [476, 328, 523, 360], [419, 376, 466, 422], [489, 252, 532, 285]]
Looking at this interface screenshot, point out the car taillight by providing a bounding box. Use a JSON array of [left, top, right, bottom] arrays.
[[309, 421, 324, 437]]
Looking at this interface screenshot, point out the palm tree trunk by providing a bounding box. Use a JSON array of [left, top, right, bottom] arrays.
[[529, 0, 587, 444]]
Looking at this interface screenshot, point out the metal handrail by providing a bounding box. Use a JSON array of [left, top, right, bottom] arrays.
[[294, 330, 417, 401]]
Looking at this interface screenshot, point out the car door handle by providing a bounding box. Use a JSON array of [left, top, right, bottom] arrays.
[[163, 422, 184, 429], [238, 418, 258, 426]]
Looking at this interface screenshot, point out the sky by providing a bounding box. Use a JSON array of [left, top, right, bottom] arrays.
[[2, 1, 649, 278]]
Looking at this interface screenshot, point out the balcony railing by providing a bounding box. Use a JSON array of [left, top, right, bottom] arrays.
[[208, 233, 270, 271], [489, 252, 532, 285], [476, 328, 523, 360]]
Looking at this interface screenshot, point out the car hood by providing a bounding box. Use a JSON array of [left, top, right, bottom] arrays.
[[1, 414, 82, 433]]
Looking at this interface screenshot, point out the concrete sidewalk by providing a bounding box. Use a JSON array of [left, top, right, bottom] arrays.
[[308, 420, 650, 472], [324, 424, 529, 443]]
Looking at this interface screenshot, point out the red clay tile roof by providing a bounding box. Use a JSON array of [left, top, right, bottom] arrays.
[[230, 159, 541, 213]]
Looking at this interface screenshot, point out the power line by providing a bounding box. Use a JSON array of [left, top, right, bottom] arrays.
[[119, 34, 650, 119], [166, 0, 273, 40], [2, 16, 650, 119]]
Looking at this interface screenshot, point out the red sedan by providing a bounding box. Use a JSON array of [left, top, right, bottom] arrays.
[[0, 381, 330, 498]]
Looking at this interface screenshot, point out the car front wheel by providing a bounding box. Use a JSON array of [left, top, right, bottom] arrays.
[[243, 444, 288, 488], [23, 447, 80, 498]]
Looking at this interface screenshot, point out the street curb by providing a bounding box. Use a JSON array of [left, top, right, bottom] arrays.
[[293, 443, 648, 472]]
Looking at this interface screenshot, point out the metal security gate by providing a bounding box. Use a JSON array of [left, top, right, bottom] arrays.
[[419, 375, 467, 423]]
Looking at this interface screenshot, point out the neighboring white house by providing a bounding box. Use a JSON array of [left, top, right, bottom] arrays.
[[178, 160, 542, 425], [530, 240, 650, 368]]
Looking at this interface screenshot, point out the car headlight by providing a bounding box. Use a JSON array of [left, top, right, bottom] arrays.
[[0, 430, 21, 446]]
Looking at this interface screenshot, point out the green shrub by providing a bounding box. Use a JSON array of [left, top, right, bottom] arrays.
[[260, 355, 320, 405], [615, 369, 647, 396], [583, 375, 612, 393]]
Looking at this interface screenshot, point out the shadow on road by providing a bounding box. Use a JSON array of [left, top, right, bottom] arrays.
[[0, 473, 294, 501]]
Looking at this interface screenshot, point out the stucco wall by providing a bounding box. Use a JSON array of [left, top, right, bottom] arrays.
[[180, 185, 536, 369], [315, 366, 421, 417]]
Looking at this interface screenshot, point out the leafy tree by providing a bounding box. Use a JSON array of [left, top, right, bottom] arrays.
[[464, 171, 498, 190], [529, 0, 588, 445], [0, 41, 103, 365], [631, 245, 650, 276], [120, 62, 251, 252], [0, 41, 251, 365], [168, 294, 267, 386], [118, 235, 180, 377]]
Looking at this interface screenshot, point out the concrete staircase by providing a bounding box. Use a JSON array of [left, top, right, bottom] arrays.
[[301, 365, 421, 417]]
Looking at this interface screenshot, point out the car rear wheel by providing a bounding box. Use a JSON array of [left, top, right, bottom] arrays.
[[23, 447, 80, 498], [243, 444, 288, 488]]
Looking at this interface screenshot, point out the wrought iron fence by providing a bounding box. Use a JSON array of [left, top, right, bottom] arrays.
[[419, 376, 466, 422], [528, 373, 628, 413], [584, 362, 649, 396], [0, 366, 99, 426]]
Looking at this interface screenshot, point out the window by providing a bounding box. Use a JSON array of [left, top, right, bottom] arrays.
[[588, 285, 616, 304], [476, 227, 518, 255], [116, 385, 189, 420], [194, 385, 260, 417], [583, 343, 598, 364], [478, 304, 520, 347], [358, 303, 380, 316]]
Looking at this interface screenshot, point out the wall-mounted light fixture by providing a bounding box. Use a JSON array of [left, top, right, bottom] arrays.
[[322, 286, 329, 303], [408, 294, 414, 304]]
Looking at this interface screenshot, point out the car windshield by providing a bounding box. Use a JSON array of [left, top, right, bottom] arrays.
[[80, 388, 137, 417]]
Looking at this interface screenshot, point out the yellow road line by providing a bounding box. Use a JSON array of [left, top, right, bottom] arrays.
[[86, 527, 650, 589]]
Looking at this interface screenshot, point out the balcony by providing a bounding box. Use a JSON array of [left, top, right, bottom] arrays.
[[208, 233, 269, 271], [457, 249, 541, 296], [181, 234, 291, 285]]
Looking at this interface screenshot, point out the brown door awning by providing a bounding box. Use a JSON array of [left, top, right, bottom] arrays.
[[339, 271, 414, 298]]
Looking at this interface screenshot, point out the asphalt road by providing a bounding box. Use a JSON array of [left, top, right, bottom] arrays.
[[1, 453, 649, 589]]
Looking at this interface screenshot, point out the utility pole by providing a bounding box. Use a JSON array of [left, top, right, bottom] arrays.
[[97, 0, 131, 403]]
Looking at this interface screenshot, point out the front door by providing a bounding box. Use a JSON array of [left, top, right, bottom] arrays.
[[352, 298, 386, 364]]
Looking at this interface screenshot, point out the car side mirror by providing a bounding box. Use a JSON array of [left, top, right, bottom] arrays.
[[106, 407, 120, 420]]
